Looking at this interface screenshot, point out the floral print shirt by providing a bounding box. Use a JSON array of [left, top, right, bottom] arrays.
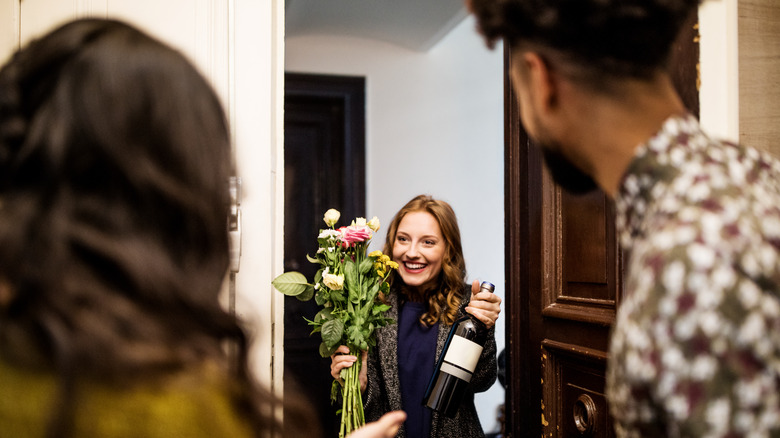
[[607, 114, 780, 437]]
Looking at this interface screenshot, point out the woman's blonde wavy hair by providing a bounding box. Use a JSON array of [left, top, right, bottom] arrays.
[[383, 195, 466, 327]]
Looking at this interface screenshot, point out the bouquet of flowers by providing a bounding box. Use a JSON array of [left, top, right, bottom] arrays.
[[272, 208, 398, 437]]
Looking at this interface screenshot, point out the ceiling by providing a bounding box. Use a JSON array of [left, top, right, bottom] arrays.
[[285, 0, 469, 52]]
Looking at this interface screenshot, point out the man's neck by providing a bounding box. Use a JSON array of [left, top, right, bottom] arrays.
[[564, 74, 688, 197]]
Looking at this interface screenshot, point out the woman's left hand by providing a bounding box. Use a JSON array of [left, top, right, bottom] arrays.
[[465, 279, 502, 328]]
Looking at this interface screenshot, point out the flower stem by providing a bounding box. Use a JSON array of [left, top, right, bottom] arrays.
[[339, 348, 365, 437]]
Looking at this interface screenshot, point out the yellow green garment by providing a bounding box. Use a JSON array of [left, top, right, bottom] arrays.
[[0, 357, 255, 437]]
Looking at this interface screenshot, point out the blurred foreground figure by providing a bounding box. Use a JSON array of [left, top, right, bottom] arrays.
[[0, 18, 403, 438], [469, 0, 780, 436]]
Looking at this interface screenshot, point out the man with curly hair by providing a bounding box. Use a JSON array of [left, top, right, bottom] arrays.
[[468, 0, 780, 436]]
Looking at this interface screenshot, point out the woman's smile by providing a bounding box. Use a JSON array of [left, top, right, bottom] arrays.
[[392, 211, 445, 290], [402, 262, 427, 272]]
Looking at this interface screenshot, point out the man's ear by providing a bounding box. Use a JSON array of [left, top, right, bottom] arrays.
[[522, 52, 558, 116]]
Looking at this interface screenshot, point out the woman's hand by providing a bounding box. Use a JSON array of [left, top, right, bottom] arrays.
[[348, 411, 406, 438], [330, 345, 368, 392], [465, 279, 502, 328]]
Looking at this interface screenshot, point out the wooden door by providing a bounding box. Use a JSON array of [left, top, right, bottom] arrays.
[[283, 72, 365, 437], [503, 13, 700, 438]]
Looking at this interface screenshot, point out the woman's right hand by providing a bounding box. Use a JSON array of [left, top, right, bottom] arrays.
[[330, 345, 368, 392]]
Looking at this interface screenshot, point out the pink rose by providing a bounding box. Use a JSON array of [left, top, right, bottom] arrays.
[[340, 225, 372, 246]]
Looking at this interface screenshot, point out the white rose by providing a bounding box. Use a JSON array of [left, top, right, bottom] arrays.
[[367, 216, 380, 232], [322, 273, 344, 291], [323, 209, 341, 227], [318, 229, 342, 240]]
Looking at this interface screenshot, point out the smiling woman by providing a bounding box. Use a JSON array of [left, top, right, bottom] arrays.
[[330, 194, 502, 437]]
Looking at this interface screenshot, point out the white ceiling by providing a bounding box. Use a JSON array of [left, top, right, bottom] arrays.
[[285, 0, 469, 52]]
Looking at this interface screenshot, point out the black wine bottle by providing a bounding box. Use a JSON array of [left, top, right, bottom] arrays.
[[423, 281, 495, 418]]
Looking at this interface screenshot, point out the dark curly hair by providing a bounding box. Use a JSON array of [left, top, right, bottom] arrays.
[[0, 18, 310, 438], [469, 0, 700, 82], [383, 195, 467, 327]]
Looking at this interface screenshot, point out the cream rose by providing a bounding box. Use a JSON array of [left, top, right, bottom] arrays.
[[323, 209, 341, 227], [322, 273, 344, 290], [367, 216, 380, 232]]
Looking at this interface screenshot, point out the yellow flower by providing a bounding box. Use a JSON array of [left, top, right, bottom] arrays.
[[323, 209, 341, 227], [367, 216, 380, 232], [372, 252, 398, 279], [353, 217, 367, 227]]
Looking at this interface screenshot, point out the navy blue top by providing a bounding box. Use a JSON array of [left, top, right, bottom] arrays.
[[397, 301, 439, 438]]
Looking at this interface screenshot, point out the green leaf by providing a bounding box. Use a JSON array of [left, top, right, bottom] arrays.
[[319, 342, 338, 358], [331, 291, 345, 304], [331, 380, 342, 403], [314, 289, 327, 305], [271, 272, 310, 296], [306, 254, 319, 264], [345, 260, 359, 286], [296, 284, 315, 301], [315, 307, 333, 323], [372, 304, 391, 315], [321, 318, 344, 347], [361, 283, 382, 314], [358, 257, 374, 275], [346, 325, 365, 348]]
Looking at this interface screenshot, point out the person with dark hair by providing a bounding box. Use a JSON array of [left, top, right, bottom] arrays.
[[0, 17, 404, 438], [468, 0, 780, 436], [330, 194, 502, 437]]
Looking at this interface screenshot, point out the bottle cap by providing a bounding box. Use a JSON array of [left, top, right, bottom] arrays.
[[480, 281, 495, 292]]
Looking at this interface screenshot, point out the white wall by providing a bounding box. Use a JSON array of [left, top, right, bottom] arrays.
[[286, 15, 506, 432], [0, 0, 19, 62], [699, 0, 780, 156], [699, 0, 740, 143]]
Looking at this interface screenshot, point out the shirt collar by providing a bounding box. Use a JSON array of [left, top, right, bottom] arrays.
[[614, 113, 703, 250]]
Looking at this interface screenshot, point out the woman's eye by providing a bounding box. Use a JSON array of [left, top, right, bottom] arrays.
[[424, 240, 436, 246], [397, 236, 408, 243]]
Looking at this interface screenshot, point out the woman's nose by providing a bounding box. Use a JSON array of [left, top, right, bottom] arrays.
[[406, 243, 420, 258]]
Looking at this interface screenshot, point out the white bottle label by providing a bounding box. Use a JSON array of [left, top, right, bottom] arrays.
[[442, 335, 483, 377]]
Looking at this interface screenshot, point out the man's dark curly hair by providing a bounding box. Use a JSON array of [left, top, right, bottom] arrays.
[[470, 0, 700, 81]]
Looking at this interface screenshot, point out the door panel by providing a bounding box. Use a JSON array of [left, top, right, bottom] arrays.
[[542, 176, 619, 326], [543, 341, 611, 438]]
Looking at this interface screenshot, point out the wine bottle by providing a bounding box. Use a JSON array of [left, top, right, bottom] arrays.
[[423, 281, 495, 418]]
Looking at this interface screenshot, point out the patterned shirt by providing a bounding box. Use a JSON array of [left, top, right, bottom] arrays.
[[607, 114, 780, 437]]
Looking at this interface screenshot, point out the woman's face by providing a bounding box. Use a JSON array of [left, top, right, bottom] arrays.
[[392, 211, 446, 290]]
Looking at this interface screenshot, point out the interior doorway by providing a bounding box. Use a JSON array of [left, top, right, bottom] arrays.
[[283, 72, 366, 437]]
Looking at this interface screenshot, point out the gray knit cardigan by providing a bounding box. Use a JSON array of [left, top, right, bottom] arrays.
[[363, 285, 498, 438]]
